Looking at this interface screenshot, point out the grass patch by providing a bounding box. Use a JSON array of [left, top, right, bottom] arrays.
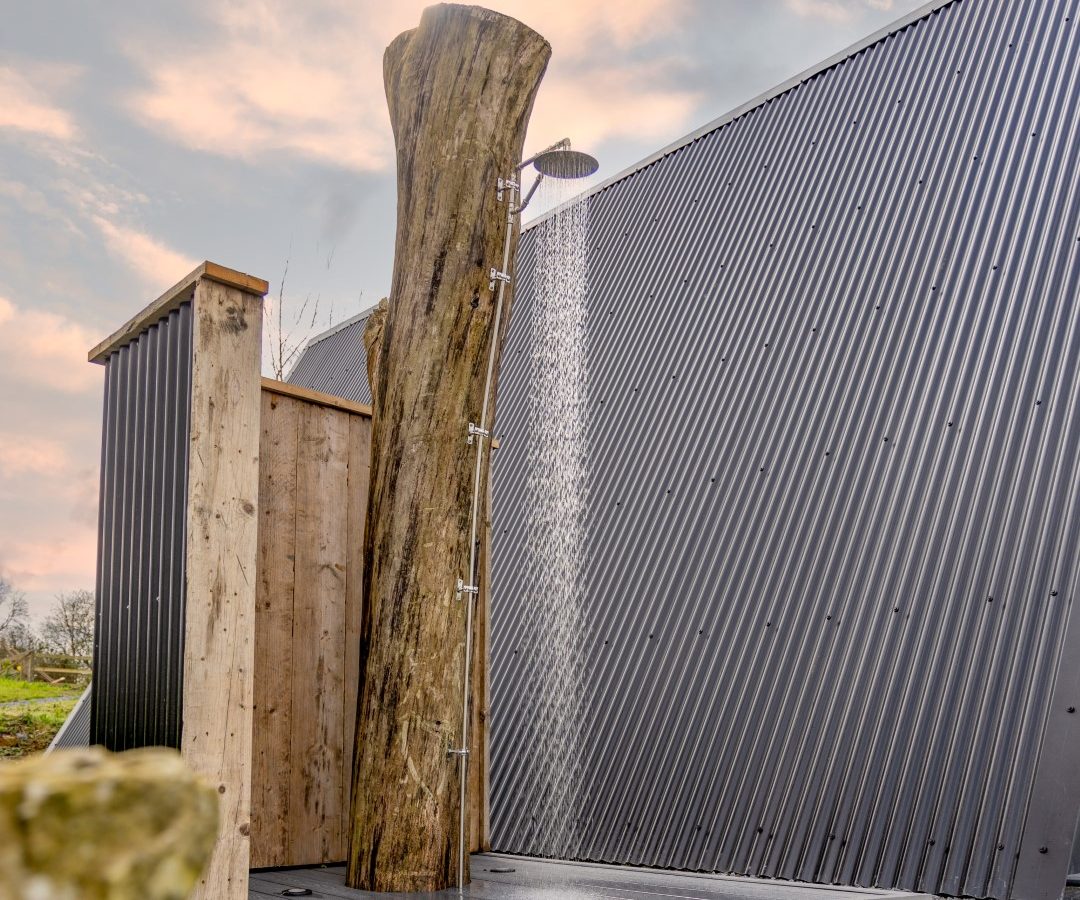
[[0, 676, 80, 703], [0, 699, 77, 758]]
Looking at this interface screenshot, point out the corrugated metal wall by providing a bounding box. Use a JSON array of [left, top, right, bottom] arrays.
[[287, 313, 373, 406], [488, 0, 1080, 898], [91, 301, 192, 751], [49, 685, 91, 751]]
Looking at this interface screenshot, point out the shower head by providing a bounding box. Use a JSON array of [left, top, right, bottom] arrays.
[[508, 139, 600, 213], [531, 147, 600, 179]]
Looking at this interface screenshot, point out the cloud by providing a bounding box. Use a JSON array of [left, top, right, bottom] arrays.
[[0, 306, 101, 614], [0, 439, 69, 479], [125, 0, 698, 172], [528, 61, 700, 153], [0, 296, 100, 394], [786, 0, 896, 21], [0, 528, 98, 598], [90, 215, 197, 289], [786, 0, 855, 22], [0, 65, 79, 142]]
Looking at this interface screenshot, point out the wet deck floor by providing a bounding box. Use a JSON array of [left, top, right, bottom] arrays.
[[249, 854, 931, 899]]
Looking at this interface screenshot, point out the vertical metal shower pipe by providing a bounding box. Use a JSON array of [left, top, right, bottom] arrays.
[[456, 173, 519, 890]]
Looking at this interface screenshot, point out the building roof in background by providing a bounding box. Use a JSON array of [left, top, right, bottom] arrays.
[[286, 306, 377, 406]]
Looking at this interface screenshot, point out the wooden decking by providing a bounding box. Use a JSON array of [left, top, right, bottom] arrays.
[[250, 854, 931, 899]]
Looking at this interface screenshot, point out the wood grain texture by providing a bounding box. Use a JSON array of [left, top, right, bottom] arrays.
[[251, 391, 300, 868], [291, 402, 350, 863], [261, 377, 373, 418], [250, 392, 372, 869], [347, 4, 549, 891], [182, 278, 263, 900]]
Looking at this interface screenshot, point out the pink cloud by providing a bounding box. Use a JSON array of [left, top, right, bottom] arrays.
[[0, 439, 69, 478], [0, 435, 100, 601], [125, 0, 698, 172], [90, 215, 197, 289], [0, 528, 98, 597], [0, 65, 78, 141], [528, 61, 700, 158], [0, 296, 100, 394]]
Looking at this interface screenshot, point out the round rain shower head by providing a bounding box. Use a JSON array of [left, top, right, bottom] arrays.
[[532, 147, 599, 179]]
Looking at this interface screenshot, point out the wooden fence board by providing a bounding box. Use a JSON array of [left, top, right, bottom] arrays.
[[251, 391, 300, 868]]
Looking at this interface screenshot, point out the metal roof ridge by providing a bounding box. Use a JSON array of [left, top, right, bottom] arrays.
[[522, 0, 960, 231], [300, 302, 380, 349]]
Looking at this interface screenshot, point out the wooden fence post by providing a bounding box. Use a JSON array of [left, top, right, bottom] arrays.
[[182, 273, 265, 900], [88, 262, 267, 900]]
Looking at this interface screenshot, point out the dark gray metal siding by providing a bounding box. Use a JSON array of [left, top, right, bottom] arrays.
[[487, 0, 1080, 898], [91, 301, 192, 751], [287, 314, 373, 405], [49, 684, 91, 751]]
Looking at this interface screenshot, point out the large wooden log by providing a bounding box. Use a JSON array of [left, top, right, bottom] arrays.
[[346, 4, 549, 892]]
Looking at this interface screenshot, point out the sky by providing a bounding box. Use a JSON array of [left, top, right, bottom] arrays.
[[0, 0, 927, 621]]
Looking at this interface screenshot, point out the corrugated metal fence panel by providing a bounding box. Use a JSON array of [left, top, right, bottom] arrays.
[[90, 301, 192, 751], [49, 684, 92, 751], [287, 316, 373, 406], [489, 1, 1080, 898]]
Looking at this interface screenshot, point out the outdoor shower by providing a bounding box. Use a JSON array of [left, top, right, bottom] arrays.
[[502, 139, 601, 213], [455, 138, 597, 889]]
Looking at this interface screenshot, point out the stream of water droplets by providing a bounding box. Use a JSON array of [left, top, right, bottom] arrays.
[[520, 177, 590, 858]]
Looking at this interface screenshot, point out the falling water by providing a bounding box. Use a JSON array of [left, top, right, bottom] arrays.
[[521, 177, 590, 858]]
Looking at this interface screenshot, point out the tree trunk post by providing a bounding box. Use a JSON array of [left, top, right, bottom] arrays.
[[346, 4, 549, 892]]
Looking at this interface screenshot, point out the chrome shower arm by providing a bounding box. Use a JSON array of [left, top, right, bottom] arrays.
[[513, 172, 545, 214], [517, 137, 571, 172]]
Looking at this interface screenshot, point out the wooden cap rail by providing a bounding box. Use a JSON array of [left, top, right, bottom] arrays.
[[89, 261, 269, 364], [261, 378, 501, 448], [261, 378, 373, 417]]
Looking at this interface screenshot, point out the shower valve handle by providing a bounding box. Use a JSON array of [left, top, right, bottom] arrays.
[[467, 422, 490, 445], [456, 578, 480, 597], [496, 177, 518, 202]]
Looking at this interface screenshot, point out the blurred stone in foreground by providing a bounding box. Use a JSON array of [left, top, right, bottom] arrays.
[[0, 747, 218, 900]]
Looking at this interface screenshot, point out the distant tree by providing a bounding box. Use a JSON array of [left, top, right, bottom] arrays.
[[0, 576, 28, 651], [4, 620, 41, 655], [39, 589, 95, 659]]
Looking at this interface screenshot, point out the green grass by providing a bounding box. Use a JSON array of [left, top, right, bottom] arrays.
[[0, 699, 77, 758], [0, 676, 80, 703]]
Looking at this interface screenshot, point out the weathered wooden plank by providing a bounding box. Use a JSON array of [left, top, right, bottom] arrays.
[[342, 414, 372, 846], [250, 390, 300, 868], [182, 278, 263, 900], [261, 377, 373, 419], [290, 403, 350, 864]]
